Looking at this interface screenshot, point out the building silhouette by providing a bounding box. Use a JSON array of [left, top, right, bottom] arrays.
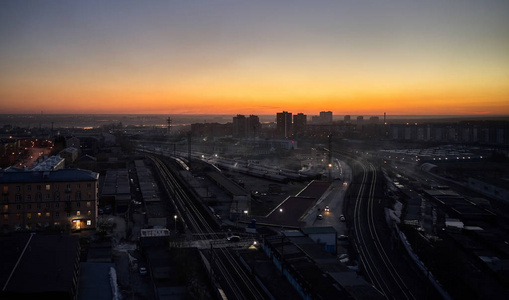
[[233, 114, 260, 138], [319, 111, 333, 124], [293, 113, 307, 136], [277, 111, 293, 138]]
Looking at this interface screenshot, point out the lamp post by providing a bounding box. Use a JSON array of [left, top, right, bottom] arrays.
[[174, 215, 177, 234]]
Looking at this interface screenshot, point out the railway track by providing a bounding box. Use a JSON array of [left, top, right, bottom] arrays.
[[352, 160, 416, 300], [148, 154, 268, 300]]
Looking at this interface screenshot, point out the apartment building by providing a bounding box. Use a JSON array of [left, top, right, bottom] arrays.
[[0, 168, 99, 231]]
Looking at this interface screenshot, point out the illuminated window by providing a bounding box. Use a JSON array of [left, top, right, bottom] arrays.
[[88, 210, 91, 215], [45, 185, 50, 191], [45, 212, 50, 217], [3, 205, 8, 211], [77, 211, 80, 216], [37, 212, 41, 217], [87, 201, 91, 207], [27, 213, 31, 219], [2, 186, 7, 194], [86, 220, 91, 226], [3, 214, 8, 220]]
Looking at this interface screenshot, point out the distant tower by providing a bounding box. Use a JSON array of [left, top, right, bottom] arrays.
[[233, 114, 247, 138], [319, 111, 333, 124], [384, 112, 386, 124], [293, 113, 307, 135], [167, 117, 172, 135], [276, 111, 293, 138]]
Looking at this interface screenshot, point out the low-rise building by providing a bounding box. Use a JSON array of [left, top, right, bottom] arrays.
[[0, 168, 99, 231]]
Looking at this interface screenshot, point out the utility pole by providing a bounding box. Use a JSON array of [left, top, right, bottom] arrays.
[[187, 132, 192, 170], [166, 117, 171, 135], [328, 134, 333, 181]]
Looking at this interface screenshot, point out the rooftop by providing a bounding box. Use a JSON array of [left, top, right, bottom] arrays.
[[0, 168, 99, 183]]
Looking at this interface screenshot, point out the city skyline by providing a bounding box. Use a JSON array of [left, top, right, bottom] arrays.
[[1, 1, 509, 116]]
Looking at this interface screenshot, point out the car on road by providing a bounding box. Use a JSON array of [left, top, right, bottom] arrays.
[[139, 267, 147, 275], [227, 235, 240, 242], [316, 214, 323, 220], [338, 235, 349, 241], [324, 205, 330, 212], [339, 215, 346, 222]]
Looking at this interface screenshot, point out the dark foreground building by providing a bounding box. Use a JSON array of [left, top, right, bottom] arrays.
[[0, 233, 80, 300]]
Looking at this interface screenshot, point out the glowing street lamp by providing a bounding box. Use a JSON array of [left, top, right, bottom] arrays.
[[174, 215, 177, 233]]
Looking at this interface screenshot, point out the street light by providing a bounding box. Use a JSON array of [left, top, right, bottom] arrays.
[[279, 208, 283, 213], [174, 215, 177, 233]]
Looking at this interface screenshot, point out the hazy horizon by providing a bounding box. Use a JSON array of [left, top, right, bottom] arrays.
[[1, 113, 508, 129]]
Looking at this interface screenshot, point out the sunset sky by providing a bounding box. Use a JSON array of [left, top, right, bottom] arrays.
[[1, 0, 508, 116]]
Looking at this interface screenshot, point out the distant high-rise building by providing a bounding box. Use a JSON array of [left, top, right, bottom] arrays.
[[233, 114, 260, 138], [344, 115, 351, 123], [293, 113, 307, 134], [356, 116, 364, 130], [276, 111, 293, 138], [246, 115, 260, 138], [233, 114, 247, 137], [369, 116, 380, 123], [319, 111, 333, 124]]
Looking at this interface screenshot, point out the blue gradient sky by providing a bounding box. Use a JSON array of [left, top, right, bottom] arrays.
[[1, 0, 508, 115]]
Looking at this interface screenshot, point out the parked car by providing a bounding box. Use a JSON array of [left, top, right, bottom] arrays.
[[338, 235, 349, 241], [324, 205, 330, 212], [339, 215, 346, 222], [317, 214, 323, 220]]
